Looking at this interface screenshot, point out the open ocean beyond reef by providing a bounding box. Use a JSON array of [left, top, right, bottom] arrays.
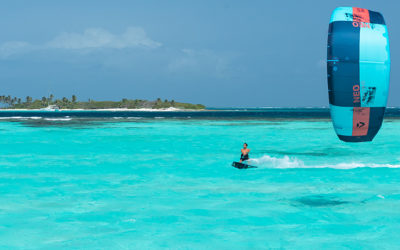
[[0, 108, 399, 249]]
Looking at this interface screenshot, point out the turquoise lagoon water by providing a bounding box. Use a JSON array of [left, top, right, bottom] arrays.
[[0, 111, 399, 249]]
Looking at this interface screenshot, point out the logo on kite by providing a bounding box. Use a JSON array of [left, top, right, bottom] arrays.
[[353, 85, 360, 103], [357, 122, 365, 128], [352, 22, 370, 28]]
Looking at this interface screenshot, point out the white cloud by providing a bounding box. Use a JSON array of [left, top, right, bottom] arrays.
[[47, 27, 161, 49], [0, 26, 161, 58], [0, 41, 31, 58]]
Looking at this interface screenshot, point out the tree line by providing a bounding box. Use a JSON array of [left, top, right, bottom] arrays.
[[0, 95, 205, 110]]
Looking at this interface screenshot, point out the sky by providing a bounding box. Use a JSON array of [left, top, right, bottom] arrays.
[[0, 0, 398, 107]]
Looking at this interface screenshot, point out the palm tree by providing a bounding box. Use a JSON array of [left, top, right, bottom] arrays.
[[72, 95, 77, 103], [49, 94, 54, 103], [121, 98, 128, 108], [26, 96, 32, 103]]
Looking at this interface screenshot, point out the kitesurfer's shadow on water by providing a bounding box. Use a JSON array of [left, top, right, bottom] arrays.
[[288, 194, 380, 208], [291, 195, 351, 207]]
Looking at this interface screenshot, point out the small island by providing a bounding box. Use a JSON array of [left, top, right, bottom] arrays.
[[0, 95, 205, 110]]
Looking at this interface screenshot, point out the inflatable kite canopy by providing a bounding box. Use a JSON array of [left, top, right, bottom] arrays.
[[327, 7, 390, 142]]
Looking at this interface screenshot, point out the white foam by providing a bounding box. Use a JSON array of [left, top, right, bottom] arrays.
[[0, 116, 42, 120], [250, 155, 400, 169], [44, 118, 72, 121], [0, 117, 20, 119], [123, 218, 136, 223], [251, 155, 304, 168]]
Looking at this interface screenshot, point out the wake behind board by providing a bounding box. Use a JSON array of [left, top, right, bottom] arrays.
[[232, 161, 257, 169]]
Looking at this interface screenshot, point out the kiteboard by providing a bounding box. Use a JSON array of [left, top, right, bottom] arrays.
[[232, 161, 257, 169]]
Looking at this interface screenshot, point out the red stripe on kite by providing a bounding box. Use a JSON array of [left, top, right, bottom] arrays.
[[353, 7, 370, 23]]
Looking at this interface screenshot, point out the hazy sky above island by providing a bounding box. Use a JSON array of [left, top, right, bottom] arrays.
[[0, 0, 399, 107]]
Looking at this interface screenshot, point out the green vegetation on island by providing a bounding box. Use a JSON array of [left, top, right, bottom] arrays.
[[0, 95, 205, 110]]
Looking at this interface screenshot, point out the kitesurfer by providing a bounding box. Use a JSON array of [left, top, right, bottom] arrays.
[[239, 143, 250, 163]]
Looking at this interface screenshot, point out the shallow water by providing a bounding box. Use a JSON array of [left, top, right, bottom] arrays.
[[0, 114, 399, 249]]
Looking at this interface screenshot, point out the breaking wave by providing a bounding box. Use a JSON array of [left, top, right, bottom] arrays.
[[44, 118, 72, 121], [0, 116, 73, 121], [0, 116, 42, 120]]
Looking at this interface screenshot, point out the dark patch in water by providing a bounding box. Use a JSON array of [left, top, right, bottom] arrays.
[[299, 127, 330, 130], [215, 122, 286, 126], [264, 146, 356, 157], [19, 120, 100, 129], [125, 127, 150, 129], [293, 195, 351, 207], [5, 117, 153, 129]]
